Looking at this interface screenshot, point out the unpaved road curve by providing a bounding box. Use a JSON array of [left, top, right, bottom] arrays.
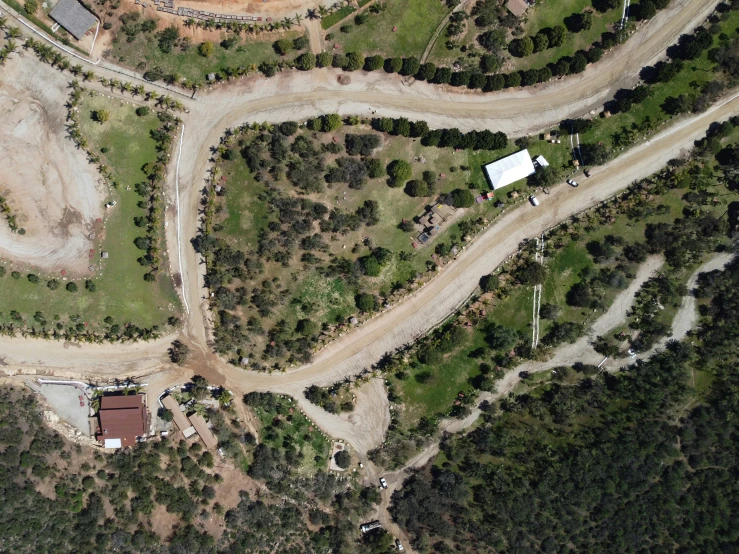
[[2, 91, 739, 397]]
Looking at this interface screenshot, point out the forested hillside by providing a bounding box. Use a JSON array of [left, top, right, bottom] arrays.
[[390, 256, 739, 553], [0, 389, 377, 554]]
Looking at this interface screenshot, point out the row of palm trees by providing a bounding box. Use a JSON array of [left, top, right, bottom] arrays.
[[0, 18, 20, 66], [96, 76, 185, 110]]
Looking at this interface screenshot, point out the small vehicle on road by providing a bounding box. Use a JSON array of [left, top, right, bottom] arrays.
[[529, 195, 540, 206], [379, 477, 388, 489], [396, 539, 405, 551], [567, 179, 579, 187], [584, 169, 591, 177], [627, 348, 637, 358]]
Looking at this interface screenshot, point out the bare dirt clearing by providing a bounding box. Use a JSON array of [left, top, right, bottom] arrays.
[[0, 54, 106, 276]]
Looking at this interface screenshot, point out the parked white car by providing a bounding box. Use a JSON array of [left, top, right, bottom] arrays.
[[529, 195, 540, 206], [396, 539, 405, 551], [567, 179, 579, 187], [379, 477, 388, 489]]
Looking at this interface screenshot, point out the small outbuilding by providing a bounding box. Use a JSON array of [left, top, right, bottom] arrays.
[[161, 394, 197, 438], [188, 413, 218, 449], [483, 149, 536, 190], [506, 0, 529, 18], [533, 155, 549, 169], [49, 0, 97, 40], [101, 251, 109, 259]]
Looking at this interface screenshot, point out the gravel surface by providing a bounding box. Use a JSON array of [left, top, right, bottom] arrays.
[[38, 383, 91, 435]]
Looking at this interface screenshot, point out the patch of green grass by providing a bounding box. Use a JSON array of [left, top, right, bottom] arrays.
[[402, 330, 486, 420], [322, 6, 357, 30], [252, 394, 331, 472], [0, 96, 181, 330], [331, 0, 450, 58], [108, 30, 299, 84]]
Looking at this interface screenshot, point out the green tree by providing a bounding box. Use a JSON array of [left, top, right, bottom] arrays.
[[451, 188, 475, 208], [296, 318, 319, 336], [385, 57, 403, 73], [405, 180, 429, 197], [26, 274, 39, 284], [322, 113, 342, 131], [296, 52, 316, 70], [66, 282, 78, 292], [135, 106, 150, 117], [334, 449, 351, 468], [509, 36, 534, 57], [365, 54, 384, 71], [480, 273, 499, 292], [343, 52, 364, 71], [356, 293, 378, 313], [24, 0, 37, 14], [387, 159, 412, 187], [84, 280, 96, 292]]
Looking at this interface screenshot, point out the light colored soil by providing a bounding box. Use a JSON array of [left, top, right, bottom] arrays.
[[589, 255, 664, 338], [0, 53, 106, 276]]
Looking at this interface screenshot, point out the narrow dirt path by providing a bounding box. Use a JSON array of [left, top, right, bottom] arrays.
[[303, 19, 324, 55]]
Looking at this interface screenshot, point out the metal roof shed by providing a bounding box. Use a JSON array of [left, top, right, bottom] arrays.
[[49, 0, 97, 40], [483, 149, 536, 190]]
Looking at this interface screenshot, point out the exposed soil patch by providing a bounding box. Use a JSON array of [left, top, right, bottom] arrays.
[[0, 53, 106, 276]]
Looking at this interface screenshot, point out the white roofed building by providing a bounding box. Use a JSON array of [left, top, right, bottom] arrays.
[[533, 155, 549, 168], [483, 150, 536, 190]]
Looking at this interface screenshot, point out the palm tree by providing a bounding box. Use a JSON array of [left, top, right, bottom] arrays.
[[282, 16, 293, 28], [6, 27, 21, 40], [307, 8, 319, 19], [318, 5, 328, 16], [83, 70, 94, 81], [0, 15, 7, 29], [5, 39, 17, 53], [294, 13, 303, 24]]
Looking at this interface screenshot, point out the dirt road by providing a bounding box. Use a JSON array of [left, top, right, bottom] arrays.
[[2, 90, 739, 405]]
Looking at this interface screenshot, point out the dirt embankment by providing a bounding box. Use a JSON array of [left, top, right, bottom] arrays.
[[0, 54, 106, 276]]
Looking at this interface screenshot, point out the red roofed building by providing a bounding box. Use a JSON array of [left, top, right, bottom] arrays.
[[96, 395, 149, 448]]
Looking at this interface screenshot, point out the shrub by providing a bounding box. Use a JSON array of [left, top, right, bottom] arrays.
[[135, 106, 150, 117], [85, 280, 96, 292], [27, 274, 39, 284], [66, 282, 78, 292], [273, 38, 293, 55], [11, 271, 20, 279]]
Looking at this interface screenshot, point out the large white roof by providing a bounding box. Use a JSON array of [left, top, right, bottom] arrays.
[[483, 149, 536, 190], [104, 438, 122, 448]]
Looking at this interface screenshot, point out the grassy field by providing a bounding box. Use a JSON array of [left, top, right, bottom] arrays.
[[513, 3, 618, 71], [0, 96, 181, 331], [328, 0, 450, 58], [108, 29, 299, 84]]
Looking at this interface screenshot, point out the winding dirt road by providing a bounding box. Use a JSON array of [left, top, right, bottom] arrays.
[[0, 0, 731, 452]]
